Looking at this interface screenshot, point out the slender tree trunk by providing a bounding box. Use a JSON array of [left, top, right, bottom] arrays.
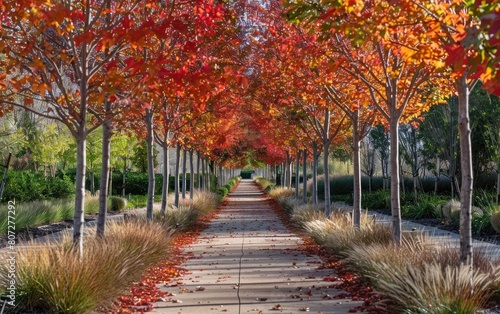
[[313, 142, 318, 205], [189, 150, 194, 200], [122, 157, 126, 197], [160, 136, 170, 216], [73, 130, 87, 256], [197, 152, 201, 190], [90, 172, 95, 196], [97, 101, 112, 237], [145, 109, 155, 220], [389, 117, 402, 245], [352, 111, 361, 229], [434, 156, 440, 195], [456, 73, 473, 266], [175, 143, 181, 207], [201, 157, 206, 190], [0, 153, 12, 201], [295, 150, 300, 198], [324, 109, 332, 216], [108, 167, 113, 196], [497, 165, 500, 205], [302, 149, 307, 204], [182, 150, 187, 199]]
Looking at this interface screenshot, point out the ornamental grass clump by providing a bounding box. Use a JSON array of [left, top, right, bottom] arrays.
[[0, 220, 172, 313], [374, 262, 496, 314], [290, 203, 325, 229], [0, 199, 74, 235], [192, 190, 220, 214]]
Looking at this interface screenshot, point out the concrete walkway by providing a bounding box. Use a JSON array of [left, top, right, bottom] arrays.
[[153, 180, 366, 314]]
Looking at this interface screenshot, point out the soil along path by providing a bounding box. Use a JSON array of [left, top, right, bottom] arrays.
[[153, 179, 366, 314]]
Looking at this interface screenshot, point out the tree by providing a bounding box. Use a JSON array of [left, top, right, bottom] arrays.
[[0, 0, 162, 254]]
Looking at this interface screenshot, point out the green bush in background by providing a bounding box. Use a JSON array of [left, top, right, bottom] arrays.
[[2, 171, 74, 203]]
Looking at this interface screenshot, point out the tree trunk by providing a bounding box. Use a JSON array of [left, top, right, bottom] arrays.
[[352, 111, 361, 229], [323, 109, 331, 216], [201, 157, 206, 190], [389, 117, 402, 245], [189, 150, 194, 200], [0, 153, 12, 201], [434, 156, 440, 195], [182, 150, 187, 199], [175, 143, 181, 207], [145, 108, 155, 221], [456, 73, 473, 266], [313, 142, 318, 205], [302, 149, 307, 204], [160, 136, 170, 216], [73, 130, 87, 256], [122, 157, 126, 197], [108, 167, 113, 196], [90, 172, 95, 196], [295, 150, 300, 198], [197, 152, 201, 190], [97, 101, 112, 237]]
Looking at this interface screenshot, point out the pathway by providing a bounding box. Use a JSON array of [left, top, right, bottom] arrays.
[[153, 179, 365, 314]]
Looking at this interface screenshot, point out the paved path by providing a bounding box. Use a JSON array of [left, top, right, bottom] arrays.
[[153, 180, 365, 314]]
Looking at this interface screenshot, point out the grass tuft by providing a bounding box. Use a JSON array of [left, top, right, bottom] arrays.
[[0, 220, 172, 313]]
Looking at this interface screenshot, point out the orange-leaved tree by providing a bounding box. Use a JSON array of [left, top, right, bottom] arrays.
[[0, 0, 165, 254], [286, 0, 451, 244]]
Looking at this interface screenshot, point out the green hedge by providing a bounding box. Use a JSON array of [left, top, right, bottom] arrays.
[[1, 171, 74, 203], [59, 169, 219, 196]]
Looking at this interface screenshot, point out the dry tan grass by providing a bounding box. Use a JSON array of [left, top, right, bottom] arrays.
[[374, 262, 496, 313], [268, 187, 294, 199], [290, 203, 325, 228], [0, 220, 172, 313]]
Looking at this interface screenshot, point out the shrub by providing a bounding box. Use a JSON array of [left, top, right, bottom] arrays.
[[240, 170, 253, 179], [442, 199, 461, 223], [402, 194, 448, 219], [217, 186, 228, 198], [108, 196, 127, 211], [2, 171, 74, 203], [346, 189, 391, 211], [491, 211, 500, 234]]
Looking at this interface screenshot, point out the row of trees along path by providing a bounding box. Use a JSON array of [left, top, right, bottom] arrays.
[[2, 0, 500, 270], [151, 179, 371, 313]]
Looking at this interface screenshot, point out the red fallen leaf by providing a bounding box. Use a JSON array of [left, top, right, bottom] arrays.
[[348, 308, 358, 313]]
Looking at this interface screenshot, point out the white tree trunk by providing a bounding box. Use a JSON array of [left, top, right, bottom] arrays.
[[189, 150, 194, 199], [160, 136, 170, 216], [390, 117, 402, 245], [197, 152, 201, 190], [352, 111, 361, 229], [145, 109, 155, 220], [73, 129, 86, 257], [312, 142, 318, 204], [175, 143, 181, 207], [323, 109, 331, 216], [302, 149, 307, 204], [456, 73, 473, 266], [182, 150, 187, 199], [97, 100, 112, 237], [295, 150, 300, 198]]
